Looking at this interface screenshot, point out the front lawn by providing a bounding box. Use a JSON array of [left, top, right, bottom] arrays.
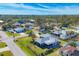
[[15, 37, 35, 56], [0, 42, 7, 48], [15, 37, 47, 56], [6, 31, 20, 37], [0, 51, 13, 56]]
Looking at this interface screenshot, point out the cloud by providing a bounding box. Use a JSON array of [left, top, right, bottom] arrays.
[[0, 3, 79, 15]]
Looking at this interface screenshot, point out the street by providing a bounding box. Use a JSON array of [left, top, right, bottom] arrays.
[[0, 31, 26, 56]]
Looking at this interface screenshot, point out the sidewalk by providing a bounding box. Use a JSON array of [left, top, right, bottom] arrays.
[[0, 47, 10, 52]]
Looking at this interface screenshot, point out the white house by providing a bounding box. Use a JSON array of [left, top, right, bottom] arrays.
[[60, 30, 77, 39]]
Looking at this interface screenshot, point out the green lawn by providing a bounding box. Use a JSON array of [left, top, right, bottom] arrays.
[[0, 36, 1, 38], [15, 19, 20, 22], [0, 42, 7, 48], [27, 44, 47, 55], [60, 40, 67, 46], [15, 37, 35, 56], [15, 37, 47, 56], [25, 30, 32, 34], [0, 51, 13, 56], [6, 31, 20, 37], [47, 48, 60, 56]]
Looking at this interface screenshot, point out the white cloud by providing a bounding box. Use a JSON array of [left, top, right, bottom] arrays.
[[0, 3, 79, 15]]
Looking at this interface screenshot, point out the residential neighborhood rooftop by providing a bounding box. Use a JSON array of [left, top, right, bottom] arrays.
[[35, 33, 59, 45]]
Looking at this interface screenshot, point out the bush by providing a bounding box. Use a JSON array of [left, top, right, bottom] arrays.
[[70, 42, 76, 47], [0, 54, 4, 56]]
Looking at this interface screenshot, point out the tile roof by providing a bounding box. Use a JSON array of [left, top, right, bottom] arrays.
[[61, 45, 76, 54]]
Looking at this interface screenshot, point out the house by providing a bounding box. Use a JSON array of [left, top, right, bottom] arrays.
[[14, 27, 25, 33], [52, 26, 61, 36], [53, 30, 61, 36], [35, 33, 60, 49], [7, 28, 14, 32], [60, 30, 77, 39], [71, 50, 79, 56], [25, 23, 34, 30], [75, 36, 79, 41], [13, 22, 21, 27], [74, 27, 79, 33], [39, 26, 47, 33], [61, 24, 69, 29], [25, 19, 35, 30], [29, 19, 35, 23], [18, 20, 25, 24], [60, 45, 76, 56], [39, 25, 49, 33], [62, 25, 69, 28], [0, 20, 4, 24], [60, 41, 79, 56], [6, 27, 25, 33]]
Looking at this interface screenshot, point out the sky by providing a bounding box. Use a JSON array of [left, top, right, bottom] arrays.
[[0, 3, 79, 15]]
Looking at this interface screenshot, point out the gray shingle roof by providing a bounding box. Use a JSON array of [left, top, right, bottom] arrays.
[[35, 33, 58, 45]]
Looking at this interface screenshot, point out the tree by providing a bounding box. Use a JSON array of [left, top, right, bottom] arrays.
[[70, 42, 76, 47]]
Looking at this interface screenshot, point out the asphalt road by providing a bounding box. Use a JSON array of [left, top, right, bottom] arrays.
[[0, 31, 26, 56]]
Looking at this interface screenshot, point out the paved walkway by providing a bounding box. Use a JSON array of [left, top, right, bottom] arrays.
[[0, 47, 10, 52], [0, 31, 26, 56]]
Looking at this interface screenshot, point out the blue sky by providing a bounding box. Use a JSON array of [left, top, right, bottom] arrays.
[[0, 3, 79, 15]]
